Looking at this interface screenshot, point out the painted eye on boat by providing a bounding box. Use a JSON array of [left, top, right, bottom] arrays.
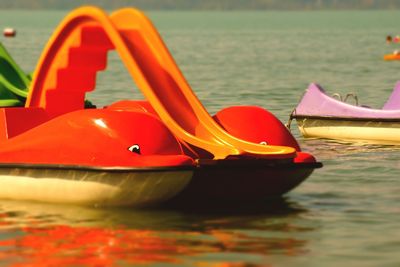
[[259, 141, 268, 145], [128, 144, 141, 154]]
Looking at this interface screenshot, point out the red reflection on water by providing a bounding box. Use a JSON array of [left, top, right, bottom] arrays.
[[0, 224, 308, 266], [0, 206, 310, 267], [0, 225, 191, 266]]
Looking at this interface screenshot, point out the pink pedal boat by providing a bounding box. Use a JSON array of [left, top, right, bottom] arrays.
[[291, 82, 400, 144]]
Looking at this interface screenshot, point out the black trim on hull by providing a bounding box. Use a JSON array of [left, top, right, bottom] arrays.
[[0, 163, 195, 173], [197, 158, 322, 170], [0, 160, 322, 173]]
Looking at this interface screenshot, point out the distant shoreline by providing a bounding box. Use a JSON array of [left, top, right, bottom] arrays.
[[0, 0, 399, 11], [0, 7, 399, 11]]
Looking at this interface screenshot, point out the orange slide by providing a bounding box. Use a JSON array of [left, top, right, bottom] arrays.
[[25, 6, 295, 160]]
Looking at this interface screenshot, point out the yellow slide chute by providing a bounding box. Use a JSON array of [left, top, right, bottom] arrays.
[[26, 6, 296, 159]]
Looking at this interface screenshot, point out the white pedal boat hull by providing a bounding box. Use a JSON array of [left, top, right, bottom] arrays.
[[0, 165, 192, 207], [296, 117, 400, 144]]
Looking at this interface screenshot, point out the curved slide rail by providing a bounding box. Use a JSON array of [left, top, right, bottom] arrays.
[[25, 6, 295, 159]]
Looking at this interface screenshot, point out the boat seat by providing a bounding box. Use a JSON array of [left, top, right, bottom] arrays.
[[382, 81, 400, 110]]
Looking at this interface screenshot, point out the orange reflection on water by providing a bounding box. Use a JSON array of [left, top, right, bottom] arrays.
[[0, 199, 311, 267], [0, 225, 192, 266], [0, 224, 308, 266]]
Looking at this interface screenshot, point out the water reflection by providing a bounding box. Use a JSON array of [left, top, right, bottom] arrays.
[[0, 198, 316, 266]]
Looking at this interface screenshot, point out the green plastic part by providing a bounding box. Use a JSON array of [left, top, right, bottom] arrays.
[[0, 42, 30, 106]]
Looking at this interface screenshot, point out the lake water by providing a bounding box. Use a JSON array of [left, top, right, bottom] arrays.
[[0, 8, 400, 267]]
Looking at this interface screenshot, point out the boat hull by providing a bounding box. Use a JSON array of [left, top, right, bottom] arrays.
[[0, 164, 192, 207], [168, 159, 321, 206], [296, 116, 400, 144]]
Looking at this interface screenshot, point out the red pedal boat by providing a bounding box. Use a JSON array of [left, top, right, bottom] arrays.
[[0, 6, 321, 207]]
